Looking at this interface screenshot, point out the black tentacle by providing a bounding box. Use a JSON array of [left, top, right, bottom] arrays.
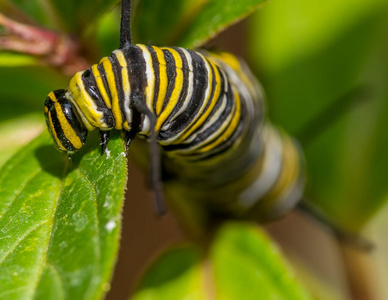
[[120, 0, 132, 48], [132, 93, 166, 216]]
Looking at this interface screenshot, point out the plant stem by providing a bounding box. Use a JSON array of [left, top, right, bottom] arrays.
[[339, 241, 380, 300]]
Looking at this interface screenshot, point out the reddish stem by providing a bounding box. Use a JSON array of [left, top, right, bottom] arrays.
[[0, 13, 90, 75]]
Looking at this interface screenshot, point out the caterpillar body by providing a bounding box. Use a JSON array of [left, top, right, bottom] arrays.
[[44, 43, 304, 220]]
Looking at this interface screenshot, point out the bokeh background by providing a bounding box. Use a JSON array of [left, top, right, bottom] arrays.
[[1, 0, 388, 299]]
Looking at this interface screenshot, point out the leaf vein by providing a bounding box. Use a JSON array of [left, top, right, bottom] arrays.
[[0, 220, 49, 265], [76, 168, 102, 299], [0, 167, 43, 220], [0, 285, 30, 298], [27, 160, 69, 299], [48, 263, 65, 300]]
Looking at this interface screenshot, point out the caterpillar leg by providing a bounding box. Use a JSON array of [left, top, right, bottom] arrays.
[[99, 130, 110, 154], [123, 130, 137, 152]]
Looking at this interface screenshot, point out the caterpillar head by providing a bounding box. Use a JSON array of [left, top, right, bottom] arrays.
[[44, 89, 88, 154]]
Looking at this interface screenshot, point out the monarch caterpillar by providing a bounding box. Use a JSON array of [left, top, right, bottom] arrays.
[[43, 0, 305, 222]]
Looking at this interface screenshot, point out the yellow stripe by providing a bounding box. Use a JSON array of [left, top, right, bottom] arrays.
[[221, 52, 256, 97], [152, 46, 168, 116], [100, 56, 122, 129], [210, 51, 256, 98], [68, 72, 102, 128], [48, 91, 58, 103], [123, 121, 129, 131], [48, 111, 66, 151], [91, 64, 112, 109], [54, 102, 83, 149], [197, 89, 241, 153], [114, 50, 131, 130], [156, 48, 183, 131], [173, 58, 221, 144], [214, 52, 240, 72]]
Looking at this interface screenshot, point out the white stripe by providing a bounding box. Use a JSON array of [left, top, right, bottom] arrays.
[[183, 67, 229, 143], [184, 94, 227, 143], [160, 52, 212, 144], [137, 45, 155, 134], [174, 93, 233, 152], [138, 44, 155, 112], [238, 127, 283, 208], [140, 116, 151, 134]]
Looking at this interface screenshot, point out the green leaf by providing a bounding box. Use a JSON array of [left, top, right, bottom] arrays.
[[133, 222, 310, 300], [176, 0, 268, 48], [133, 0, 267, 48], [133, 0, 208, 45], [211, 223, 310, 300], [47, 0, 118, 33], [95, 6, 121, 57], [249, 0, 388, 230], [0, 130, 127, 299], [132, 246, 205, 300]]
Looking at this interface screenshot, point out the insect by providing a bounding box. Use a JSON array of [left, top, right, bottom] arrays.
[[43, 0, 304, 221], [43, 0, 372, 250]]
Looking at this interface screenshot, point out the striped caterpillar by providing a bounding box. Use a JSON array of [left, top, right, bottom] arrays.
[[44, 0, 304, 221]]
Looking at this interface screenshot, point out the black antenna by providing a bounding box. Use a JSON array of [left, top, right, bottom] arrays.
[[120, 0, 132, 48]]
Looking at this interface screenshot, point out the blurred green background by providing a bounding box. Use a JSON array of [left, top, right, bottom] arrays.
[[250, 0, 388, 233], [1, 0, 388, 299]]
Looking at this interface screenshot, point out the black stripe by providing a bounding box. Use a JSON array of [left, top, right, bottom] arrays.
[[190, 92, 248, 161], [181, 65, 225, 139], [49, 108, 76, 151], [176, 57, 217, 138], [161, 47, 189, 126], [158, 49, 208, 140], [60, 99, 88, 143], [162, 65, 226, 148], [81, 68, 114, 127], [53, 89, 65, 99], [124, 44, 148, 132], [194, 83, 237, 146], [109, 53, 126, 128], [97, 63, 113, 104], [147, 46, 160, 114], [186, 62, 257, 160], [163, 79, 234, 151], [160, 48, 177, 114]]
